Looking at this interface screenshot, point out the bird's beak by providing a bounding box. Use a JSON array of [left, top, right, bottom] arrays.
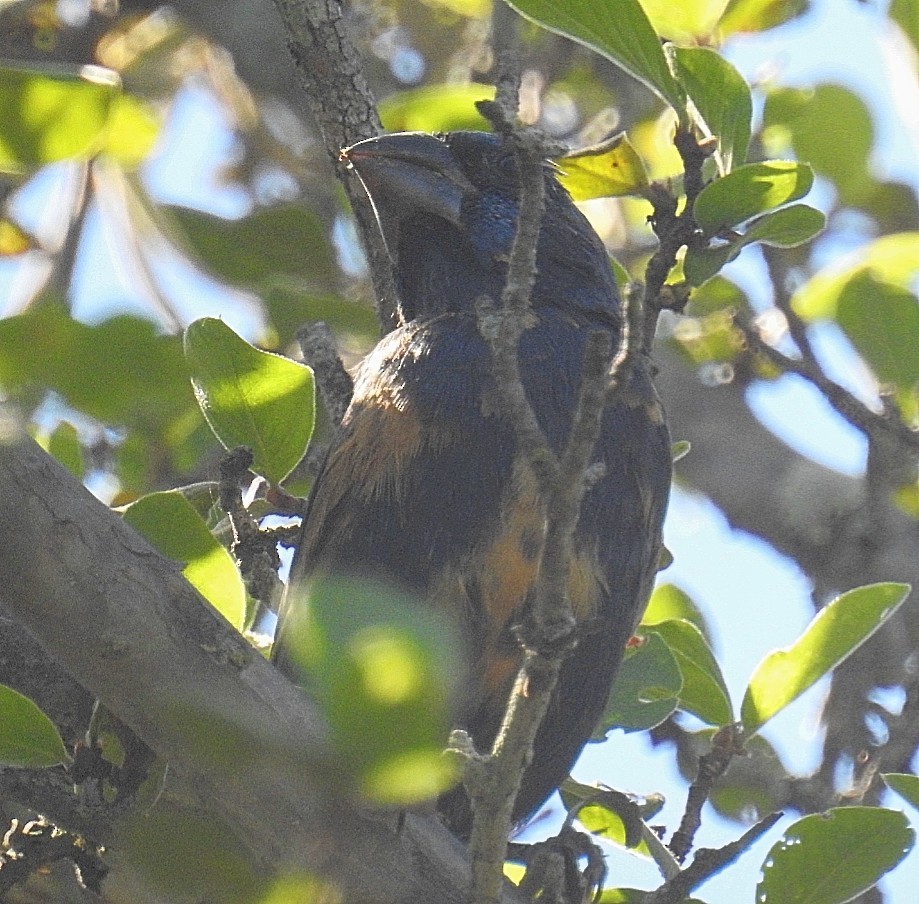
[[341, 132, 476, 227]]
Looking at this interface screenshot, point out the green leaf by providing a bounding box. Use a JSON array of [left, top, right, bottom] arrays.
[[597, 633, 682, 734], [685, 204, 825, 285], [693, 161, 814, 234], [167, 204, 338, 293], [122, 490, 247, 629], [597, 889, 707, 904], [642, 583, 706, 635], [0, 307, 195, 425], [763, 85, 874, 205], [184, 318, 315, 484], [757, 808, 914, 904], [670, 440, 692, 463], [0, 63, 118, 170], [835, 274, 919, 391], [741, 583, 911, 735], [674, 47, 752, 173], [792, 232, 919, 321], [718, 0, 807, 35], [119, 810, 262, 904], [0, 218, 34, 255], [0, 685, 69, 767], [277, 577, 460, 805], [645, 619, 733, 726], [637, 0, 729, 41], [46, 422, 85, 479], [883, 773, 919, 810], [101, 93, 160, 168], [556, 134, 649, 200], [380, 84, 495, 132], [892, 0, 919, 57], [504, 0, 686, 115]]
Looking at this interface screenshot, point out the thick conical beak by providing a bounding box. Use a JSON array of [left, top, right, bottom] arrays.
[[341, 132, 475, 228]]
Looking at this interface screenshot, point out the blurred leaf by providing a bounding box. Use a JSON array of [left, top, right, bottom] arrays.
[[674, 47, 752, 172], [834, 274, 919, 391], [46, 422, 85, 478], [0, 218, 34, 255], [693, 161, 814, 234], [684, 274, 749, 316], [422, 0, 490, 15], [122, 490, 246, 629], [638, 0, 729, 40], [597, 890, 707, 904], [257, 873, 342, 904], [0, 685, 69, 767], [380, 84, 495, 132], [645, 619, 733, 725], [883, 773, 919, 810], [741, 583, 911, 735], [709, 732, 784, 821], [757, 808, 914, 904], [279, 577, 460, 805], [167, 204, 338, 293], [892, 0, 919, 56], [670, 440, 692, 463], [669, 307, 744, 366], [184, 318, 315, 484], [261, 286, 378, 347], [718, 0, 808, 34], [685, 204, 825, 285], [763, 85, 873, 205], [892, 482, 919, 519], [119, 810, 263, 904], [792, 232, 919, 321], [0, 307, 194, 424], [557, 134, 649, 200], [505, 0, 686, 115], [597, 633, 682, 734], [0, 63, 119, 170], [101, 93, 160, 168]]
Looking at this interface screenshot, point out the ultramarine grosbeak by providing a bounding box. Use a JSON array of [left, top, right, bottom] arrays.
[[273, 130, 671, 838]]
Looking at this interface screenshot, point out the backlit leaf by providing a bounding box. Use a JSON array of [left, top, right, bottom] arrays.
[[184, 318, 315, 484], [557, 134, 650, 200], [505, 0, 686, 115], [674, 46, 752, 172], [645, 619, 733, 726], [742, 583, 911, 735], [0, 685, 68, 768], [883, 773, 919, 810], [123, 491, 246, 629], [693, 161, 813, 234]]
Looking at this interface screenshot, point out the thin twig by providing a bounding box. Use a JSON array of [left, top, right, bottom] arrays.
[[736, 313, 919, 455], [218, 447, 283, 609], [270, 0, 398, 326], [646, 811, 783, 904], [296, 322, 354, 426], [669, 723, 745, 862], [643, 127, 710, 348]]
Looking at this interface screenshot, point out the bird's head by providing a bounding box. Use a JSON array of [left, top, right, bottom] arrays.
[[341, 130, 620, 325]]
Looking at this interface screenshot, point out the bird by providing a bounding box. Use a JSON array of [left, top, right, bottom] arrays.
[[272, 129, 671, 839]]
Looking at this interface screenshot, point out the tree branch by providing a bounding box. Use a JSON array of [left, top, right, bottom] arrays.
[[0, 405, 526, 904]]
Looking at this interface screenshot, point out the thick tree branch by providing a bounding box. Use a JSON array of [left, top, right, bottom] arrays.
[[268, 0, 398, 326], [0, 406, 526, 904]]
